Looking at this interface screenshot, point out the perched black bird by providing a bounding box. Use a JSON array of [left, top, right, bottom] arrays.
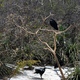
[[50, 19, 58, 30], [34, 67, 46, 78]]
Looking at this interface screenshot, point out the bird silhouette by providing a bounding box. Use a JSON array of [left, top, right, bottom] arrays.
[[34, 67, 46, 78], [50, 19, 58, 30]]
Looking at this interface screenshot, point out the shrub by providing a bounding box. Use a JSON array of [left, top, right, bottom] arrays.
[[67, 66, 80, 80], [0, 63, 12, 79]]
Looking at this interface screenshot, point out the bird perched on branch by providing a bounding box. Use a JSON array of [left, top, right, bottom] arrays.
[[34, 67, 46, 78], [50, 19, 58, 30]]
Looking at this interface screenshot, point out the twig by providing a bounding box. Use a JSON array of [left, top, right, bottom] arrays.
[[56, 25, 72, 34], [14, 20, 35, 35], [36, 34, 54, 53], [41, 13, 54, 22]]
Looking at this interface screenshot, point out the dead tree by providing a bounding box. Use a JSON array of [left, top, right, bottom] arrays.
[[13, 13, 72, 80], [35, 14, 72, 80]]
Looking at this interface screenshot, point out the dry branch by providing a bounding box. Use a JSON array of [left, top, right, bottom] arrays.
[[39, 14, 72, 80], [41, 13, 54, 22], [14, 20, 35, 35], [12, 13, 71, 80]]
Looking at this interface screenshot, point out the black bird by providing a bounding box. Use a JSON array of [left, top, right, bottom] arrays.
[[50, 19, 58, 30], [34, 67, 46, 78]]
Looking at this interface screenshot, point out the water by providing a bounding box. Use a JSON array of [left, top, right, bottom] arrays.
[[9, 66, 73, 80]]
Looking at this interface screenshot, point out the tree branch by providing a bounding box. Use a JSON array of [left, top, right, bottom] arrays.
[[56, 25, 72, 34], [36, 32, 54, 53], [41, 13, 54, 23], [14, 20, 35, 35]]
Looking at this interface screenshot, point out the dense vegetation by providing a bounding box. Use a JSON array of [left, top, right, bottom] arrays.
[[0, 0, 80, 79]]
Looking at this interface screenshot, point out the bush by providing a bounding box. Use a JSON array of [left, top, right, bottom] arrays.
[[0, 63, 12, 79], [67, 66, 80, 80]]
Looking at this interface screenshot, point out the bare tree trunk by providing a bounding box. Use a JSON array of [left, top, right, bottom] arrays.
[[53, 53, 66, 80], [52, 33, 66, 80]]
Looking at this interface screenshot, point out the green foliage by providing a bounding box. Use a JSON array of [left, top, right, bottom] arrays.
[[0, 0, 79, 68], [0, 0, 4, 7], [75, 66, 80, 76], [17, 60, 27, 69], [26, 60, 40, 67], [17, 60, 40, 68], [68, 66, 80, 80], [0, 63, 12, 78], [12, 61, 27, 76], [66, 43, 78, 63], [33, 25, 37, 29], [16, 60, 40, 70], [0, 33, 3, 38], [56, 29, 78, 66], [59, 25, 66, 31], [2, 38, 10, 45]]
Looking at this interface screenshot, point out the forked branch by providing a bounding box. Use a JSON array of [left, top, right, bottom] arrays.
[[13, 13, 71, 80]]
